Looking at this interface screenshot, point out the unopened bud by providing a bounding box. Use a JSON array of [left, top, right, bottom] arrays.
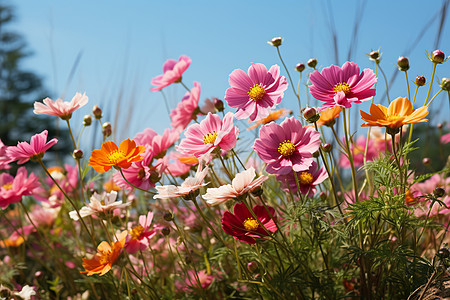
[[438, 248, 450, 259], [247, 262, 258, 273], [83, 114, 92, 126], [415, 75, 426, 87], [397, 56, 409, 71], [307, 58, 318, 68], [312, 151, 320, 158], [251, 186, 263, 197], [163, 212, 174, 222], [268, 37, 282, 47], [295, 63, 305, 72], [437, 123, 443, 129], [369, 50, 381, 61], [213, 98, 224, 112], [303, 107, 319, 122], [72, 149, 83, 160], [422, 157, 431, 165], [161, 227, 170, 236], [102, 122, 112, 137], [432, 49, 445, 63], [92, 105, 103, 119], [440, 77, 450, 91], [322, 143, 332, 152], [433, 187, 445, 198]]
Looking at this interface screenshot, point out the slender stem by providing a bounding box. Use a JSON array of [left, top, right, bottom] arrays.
[[118, 168, 154, 194], [160, 90, 172, 116], [404, 71, 411, 102], [65, 119, 78, 149], [427, 88, 443, 106], [378, 64, 391, 104], [180, 81, 190, 92], [408, 85, 420, 143], [342, 109, 359, 203], [424, 63, 437, 105], [190, 196, 226, 245], [276, 46, 302, 112]]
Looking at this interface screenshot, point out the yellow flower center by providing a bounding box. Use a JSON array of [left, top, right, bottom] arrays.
[[248, 84, 266, 101], [203, 131, 217, 144], [2, 183, 12, 191], [298, 172, 314, 185], [107, 150, 126, 164], [243, 218, 259, 231], [130, 225, 145, 240], [278, 140, 296, 156], [333, 82, 351, 94]]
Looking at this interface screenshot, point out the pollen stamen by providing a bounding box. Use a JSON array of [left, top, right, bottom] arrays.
[[333, 82, 351, 94], [278, 140, 296, 156], [107, 150, 126, 164], [298, 172, 314, 185], [243, 218, 259, 231], [203, 131, 217, 144], [248, 84, 266, 101]]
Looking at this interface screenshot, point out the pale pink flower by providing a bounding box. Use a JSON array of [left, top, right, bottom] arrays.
[[29, 205, 60, 227], [200, 98, 217, 114], [154, 162, 208, 199], [441, 132, 450, 144], [6, 130, 58, 164], [125, 211, 157, 254], [164, 151, 194, 177], [0, 167, 40, 209], [69, 191, 131, 220], [225, 63, 288, 121], [33, 92, 88, 120], [151, 55, 192, 92], [170, 82, 201, 131], [0, 139, 12, 170], [253, 117, 321, 175], [276, 162, 328, 197], [184, 270, 214, 290], [339, 135, 390, 168], [203, 167, 268, 206], [177, 112, 239, 157], [309, 61, 376, 109], [134, 127, 180, 159]]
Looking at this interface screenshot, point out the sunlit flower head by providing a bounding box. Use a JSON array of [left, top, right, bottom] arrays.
[[221, 202, 277, 244], [170, 82, 201, 131], [69, 191, 131, 220], [247, 108, 291, 130], [6, 130, 58, 164], [225, 63, 288, 121], [253, 117, 321, 175], [177, 112, 239, 157], [125, 211, 157, 254], [33, 92, 88, 120], [309, 61, 376, 109], [316, 106, 341, 127], [0, 167, 40, 209], [89, 139, 145, 173], [203, 167, 268, 206], [151, 55, 192, 92], [81, 231, 127, 276], [360, 97, 429, 132]]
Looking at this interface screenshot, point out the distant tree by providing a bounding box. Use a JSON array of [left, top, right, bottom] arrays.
[[0, 4, 70, 156]]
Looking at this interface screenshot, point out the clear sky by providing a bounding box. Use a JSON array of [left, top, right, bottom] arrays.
[[8, 0, 450, 144]]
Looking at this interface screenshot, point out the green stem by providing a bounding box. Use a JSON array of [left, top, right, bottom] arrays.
[[276, 47, 302, 112], [378, 64, 391, 104], [180, 80, 190, 92], [427, 88, 443, 106], [118, 168, 154, 194], [342, 109, 359, 203], [404, 71, 411, 103], [424, 63, 437, 105]]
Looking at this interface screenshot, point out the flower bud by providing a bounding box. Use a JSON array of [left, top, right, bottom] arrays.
[[163, 212, 174, 222], [438, 248, 450, 259], [433, 187, 445, 198], [369, 50, 381, 61], [102, 122, 112, 137], [251, 186, 263, 197], [307, 58, 318, 68], [92, 105, 103, 119], [303, 107, 319, 122], [440, 77, 450, 91], [247, 262, 258, 273], [432, 49, 445, 63], [397, 56, 409, 71], [161, 227, 170, 236], [437, 123, 443, 129], [322, 143, 332, 153], [83, 114, 92, 126], [422, 157, 431, 165], [268, 36, 282, 47], [72, 149, 84, 160], [312, 151, 319, 158], [213, 98, 224, 112], [415, 75, 426, 87], [295, 63, 305, 72]]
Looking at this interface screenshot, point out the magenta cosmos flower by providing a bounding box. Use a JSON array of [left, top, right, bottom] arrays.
[[225, 63, 288, 121], [0, 139, 12, 170], [151, 55, 192, 92], [6, 130, 58, 164], [177, 112, 239, 157], [33, 92, 88, 120], [125, 211, 157, 254], [0, 167, 40, 209], [222, 202, 277, 244], [309, 61, 376, 109], [170, 82, 201, 131], [253, 117, 321, 175]]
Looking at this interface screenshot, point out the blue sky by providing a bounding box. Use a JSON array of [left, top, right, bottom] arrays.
[[9, 0, 450, 144]]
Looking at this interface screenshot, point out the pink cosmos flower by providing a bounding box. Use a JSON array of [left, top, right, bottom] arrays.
[[134, 127, 180, 159], [184, 270, 214, 290], [203, 167, 268, 206], [151, 55, 192, 92], [225, 63, 288, 121], [338, 135, 391, 168], [170, 82, 201, 131], [6, 130, 58, 164], [222, 202, 277, 244], [177, 112, 239, 158], [441, 132, 450, 144], [154, 162, 209, 199], [33, 92, 88, 120], [0, 167, 40, 209], [309, 61, 377, 109], [253, 117, 321, 175], [164, 151, 195, 177], [276, 161, 328, 197], [0, 139, 12, 170], [125, 211, 157, 254], [69, 191, 131, 220]]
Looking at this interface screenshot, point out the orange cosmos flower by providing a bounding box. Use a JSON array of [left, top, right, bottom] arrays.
[[247, 108, 291, 130], [89, 139, 145, 173], [317, 106, 341, 127], [81, 231, 127, 276], [360, 97, 428, 130]]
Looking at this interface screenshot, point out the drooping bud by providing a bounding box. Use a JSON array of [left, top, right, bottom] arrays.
[[295, 63, 305, 72], [440, 77, 450, 91], [433, 187, 445, 198], [303, 107, 320, 122], [431, 49, 445, 63], [161, 227, 170, 236], [312, 151, 320, 158], [307, 58, 318, 68], [163, 212, 174, 222], [397, 56, 409, 71], [437, 123, 443, 129], [102, 122, 112, 137], [83, 114, 92, 126], [268, 37, 282, 47], [415, 75, 426, 87], [92, 105, 103, 119], [322, 143, 332, 153], [213, 98, 224, 112], [72, 149, 84, 160], [422, 157, 431, 165]]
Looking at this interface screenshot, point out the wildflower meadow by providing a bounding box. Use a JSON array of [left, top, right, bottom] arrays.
[[1, 13, 450, 300]]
